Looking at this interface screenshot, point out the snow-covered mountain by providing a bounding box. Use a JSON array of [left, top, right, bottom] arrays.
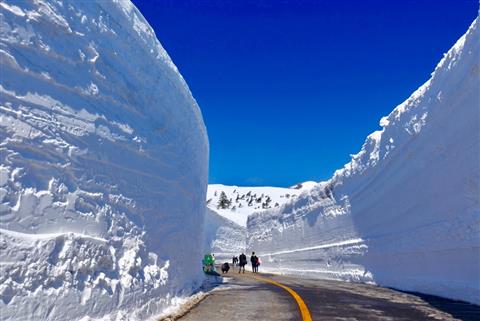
[[207, 182, 316, 227], [289, 181, 317, 191], [247, 18, 480, 304], [204, 183, 316, 260], [0, 1, 208, 320]]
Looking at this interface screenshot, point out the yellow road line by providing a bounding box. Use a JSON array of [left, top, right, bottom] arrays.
[[252, 275, 313, 321]]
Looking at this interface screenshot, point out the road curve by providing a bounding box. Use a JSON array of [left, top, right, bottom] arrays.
[[178, 268, 479, 321], [251, 274, 312, 321]]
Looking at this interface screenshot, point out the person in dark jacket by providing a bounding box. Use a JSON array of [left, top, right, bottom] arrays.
[[221, 262, 230, 274], [238, 253, 247, 273], [250, 252, 259, 273]]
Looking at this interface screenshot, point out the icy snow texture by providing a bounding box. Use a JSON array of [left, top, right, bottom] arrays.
[[204, 208, 246, 260], [0, 0, 208, 320], [248, 18, 480, 304]]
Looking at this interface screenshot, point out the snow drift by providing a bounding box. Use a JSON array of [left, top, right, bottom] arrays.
[[247, 18, 480, 304], [0, 0, 208, 320]]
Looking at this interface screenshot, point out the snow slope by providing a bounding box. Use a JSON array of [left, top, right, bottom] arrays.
[[207, 183, 316, 227], [0, 1, 208, 320], [289, 181, 317, 191], [247, 18, 480, 304]]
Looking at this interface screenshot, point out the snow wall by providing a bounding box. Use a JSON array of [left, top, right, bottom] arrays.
[[247, 18, 480, 304], [0, 0, 208, 320], [204, 208, 246, 261]]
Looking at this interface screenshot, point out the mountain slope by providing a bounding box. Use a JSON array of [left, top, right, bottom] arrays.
[[247, 18, 480, 304], [0, 1, 208, 320], [207, 183, 316, 227], [205, 183, 316, 260]]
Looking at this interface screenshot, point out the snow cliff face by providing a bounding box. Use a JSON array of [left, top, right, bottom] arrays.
[[0, 1, 208, 320], [247, 18, 480, 304], [204, 208, 246, 260]]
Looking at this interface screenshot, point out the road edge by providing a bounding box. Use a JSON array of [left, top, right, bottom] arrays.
[[157, 292, 210, 321]]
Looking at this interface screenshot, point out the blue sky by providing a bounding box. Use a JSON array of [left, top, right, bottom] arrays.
[[132, 0, 477, 187]]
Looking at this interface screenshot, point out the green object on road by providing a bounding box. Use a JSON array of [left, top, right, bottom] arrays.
[[202, 253, 218, 275], [203, 254, 215, 266]]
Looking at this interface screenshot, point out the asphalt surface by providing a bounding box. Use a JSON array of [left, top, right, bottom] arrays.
[[179, 267, 480, 321]]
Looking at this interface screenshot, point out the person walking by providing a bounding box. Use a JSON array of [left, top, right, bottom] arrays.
[[238, 253, 247, 273], [250, 252, 259, 273]]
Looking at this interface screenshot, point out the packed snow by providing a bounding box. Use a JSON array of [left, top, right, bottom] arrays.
[[247, 18, 480, 304], [0, 0, 208, 320], [204, 208, 246, 260]]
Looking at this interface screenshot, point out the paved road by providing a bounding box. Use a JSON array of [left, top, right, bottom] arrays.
[[179, 269, 479, 321]]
